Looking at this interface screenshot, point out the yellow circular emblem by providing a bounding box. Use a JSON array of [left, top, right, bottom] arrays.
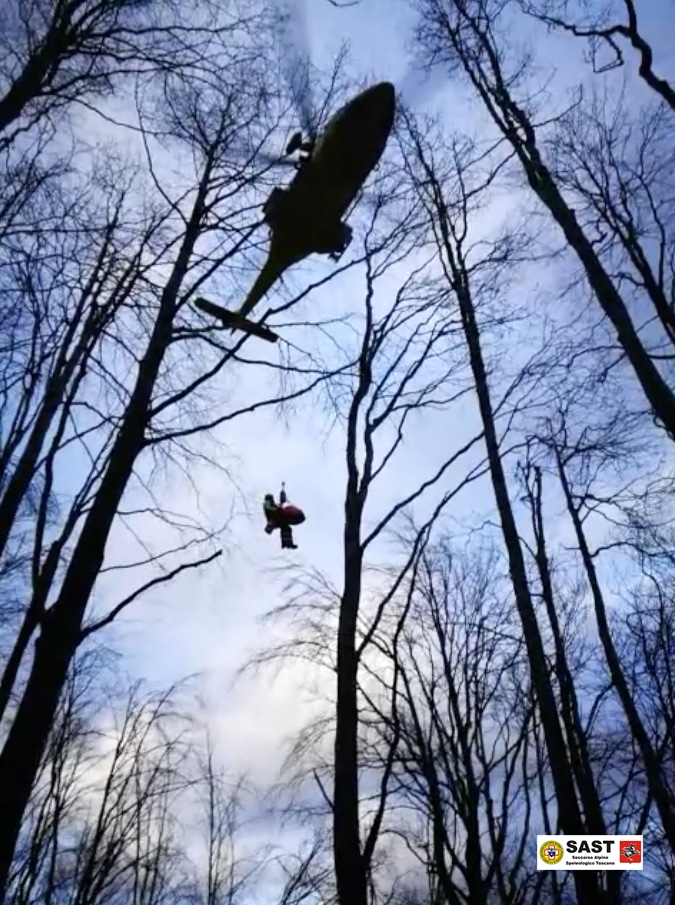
[[539, 840, 564, 865]]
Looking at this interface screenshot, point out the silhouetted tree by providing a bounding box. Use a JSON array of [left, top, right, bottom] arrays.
[[247, 191, 491, 905], [517, 0, 675, 111], [374, 540, 539, 904], [400, 109, 608, 904], [534, 404, 675, 849], [0, 16, 355, 892], [0, 0, 262, 146], [412, 0, 675, 443]]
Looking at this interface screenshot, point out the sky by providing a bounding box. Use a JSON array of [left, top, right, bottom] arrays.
[[78, 0, 675, 842], [104, 0, 475, 776]]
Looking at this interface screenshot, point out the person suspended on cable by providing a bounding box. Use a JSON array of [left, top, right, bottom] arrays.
[[262, 484, 305, 550]]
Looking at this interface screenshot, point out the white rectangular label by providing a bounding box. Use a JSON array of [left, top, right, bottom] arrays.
[[537, 835, 643, 870]]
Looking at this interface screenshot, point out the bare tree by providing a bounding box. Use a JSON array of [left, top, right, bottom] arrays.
[[517, 0, 675, 111], [0, 154, 157, 722], [399, 110, 610, 903], [620, 583, 675, 902], [412, 0, 675, 442], [0, 0, 265, 146], [247, 186, 509, 905], [369, 539, 539, 905], [8, 657, 190, 905], [8, 650, 316, 905], [0, 17, 357, 891], [532, 403, 675, 849], [520, 461, 610, 827], [545, 91, 675, 376]]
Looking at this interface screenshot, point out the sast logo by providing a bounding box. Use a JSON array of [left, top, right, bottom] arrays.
[[536, 834, 644, 870]]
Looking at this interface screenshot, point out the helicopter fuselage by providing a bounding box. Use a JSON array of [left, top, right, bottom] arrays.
[[229, 81, 396, 320], [193, 82, 396, 333], [270, 80, 396, 259]]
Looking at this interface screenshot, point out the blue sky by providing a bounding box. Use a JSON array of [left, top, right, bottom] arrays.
[[81, 0, 675, 836], [1, 1, 674, 900], [92, 0, 489, 792]]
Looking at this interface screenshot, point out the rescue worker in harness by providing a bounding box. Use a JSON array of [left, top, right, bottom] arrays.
[[263, 483, 306, 550]]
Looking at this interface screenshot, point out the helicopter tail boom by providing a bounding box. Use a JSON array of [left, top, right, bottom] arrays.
[[237, 253, 286, 320], [193, 297, 279, 343], [192, 240, 304, 343]]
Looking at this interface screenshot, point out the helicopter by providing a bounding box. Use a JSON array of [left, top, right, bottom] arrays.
[[193, 80, 396, 343]]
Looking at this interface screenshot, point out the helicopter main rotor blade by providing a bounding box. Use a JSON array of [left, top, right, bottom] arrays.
[[257, 151, 296, 169], [396, 59, 446, 111], [273, 0, 318, 140]]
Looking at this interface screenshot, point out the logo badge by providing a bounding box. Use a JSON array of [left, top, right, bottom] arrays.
[[620, 841, 642, 863], [540, 840, 564, 865]]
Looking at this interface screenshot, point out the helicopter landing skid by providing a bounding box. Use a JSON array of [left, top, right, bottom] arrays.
[[193, 297, 279, 344]]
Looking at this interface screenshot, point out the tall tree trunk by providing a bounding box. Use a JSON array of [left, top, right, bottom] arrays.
[[555, 446, 675, 848], [423, 171, 607, 901], [530, 466, 622, 903], [333, 345, 373, 905], [0, 175, 209, 898], [456, 287, 604, 901], [420, 0, 675, 438]]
